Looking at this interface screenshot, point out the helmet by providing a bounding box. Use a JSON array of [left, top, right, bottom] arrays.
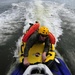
[[38, 26, 49, 35]]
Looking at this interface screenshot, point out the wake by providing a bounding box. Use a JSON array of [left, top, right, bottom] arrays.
[[6, 0, 75, 74]]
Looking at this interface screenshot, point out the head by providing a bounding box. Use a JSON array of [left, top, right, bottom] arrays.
[[38, 26, 49, 41]]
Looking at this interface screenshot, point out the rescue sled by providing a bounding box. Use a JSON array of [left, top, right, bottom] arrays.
[[19, 42, 55, 64]]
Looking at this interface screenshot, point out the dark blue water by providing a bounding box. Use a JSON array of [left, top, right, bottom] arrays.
[[0, 1, 24, 74], [0, 26, 24, 75], [56, 20, 75, 75], [0, 0, 19, 13]]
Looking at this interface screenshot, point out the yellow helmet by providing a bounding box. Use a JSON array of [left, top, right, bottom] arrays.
[[38, 26, 49, 35]]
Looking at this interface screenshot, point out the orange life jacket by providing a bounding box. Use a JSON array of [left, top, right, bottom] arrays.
[[22, 23, 40, 42], [22, 23, 55, 44], [48, 32, 55, 44]]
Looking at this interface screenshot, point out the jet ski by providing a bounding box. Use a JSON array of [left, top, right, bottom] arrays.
[[11, 42, 72, 75], [11, 22, 72, 75], [23, 63, 53, 75], [11, 58, 72, 75]]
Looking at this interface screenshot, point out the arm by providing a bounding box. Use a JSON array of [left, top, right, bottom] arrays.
[[24, 32, 38, 57], [44, 37, 50, 53], [23, 32, 38, 65], [42, 37, 50, 62]]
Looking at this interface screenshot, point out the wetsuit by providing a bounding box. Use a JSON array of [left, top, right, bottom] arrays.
[[24, 31, 50, 57]]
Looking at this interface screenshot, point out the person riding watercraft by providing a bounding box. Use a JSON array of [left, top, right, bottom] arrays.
[[23, 25, 55, 66]]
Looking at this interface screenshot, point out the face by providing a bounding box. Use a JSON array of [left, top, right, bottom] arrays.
[[40, 34, 47, 41]]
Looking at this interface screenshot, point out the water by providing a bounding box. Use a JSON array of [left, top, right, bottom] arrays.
[[56, 10, 75, 74], [0, 0, 75, 75]]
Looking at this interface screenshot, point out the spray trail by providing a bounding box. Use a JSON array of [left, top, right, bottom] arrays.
[[14, 0, 69, 57], [21, 0, 64, 44]]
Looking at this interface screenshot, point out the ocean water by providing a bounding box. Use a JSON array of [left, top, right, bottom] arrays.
[[0, 0, 75, 75]]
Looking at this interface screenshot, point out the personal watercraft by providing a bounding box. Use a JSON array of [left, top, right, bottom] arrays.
[[11, 43, 71, 75]]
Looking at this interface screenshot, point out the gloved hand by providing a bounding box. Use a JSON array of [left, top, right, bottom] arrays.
[[23, 57, 30, 65], [42, 52, 46, 62]]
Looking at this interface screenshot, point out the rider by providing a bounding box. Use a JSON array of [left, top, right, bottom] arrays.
[[23, 25, 55, 65]]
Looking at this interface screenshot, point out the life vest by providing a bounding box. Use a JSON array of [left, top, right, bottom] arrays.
[[22, 23, 56, 44], [22, 23, 40, 42]]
